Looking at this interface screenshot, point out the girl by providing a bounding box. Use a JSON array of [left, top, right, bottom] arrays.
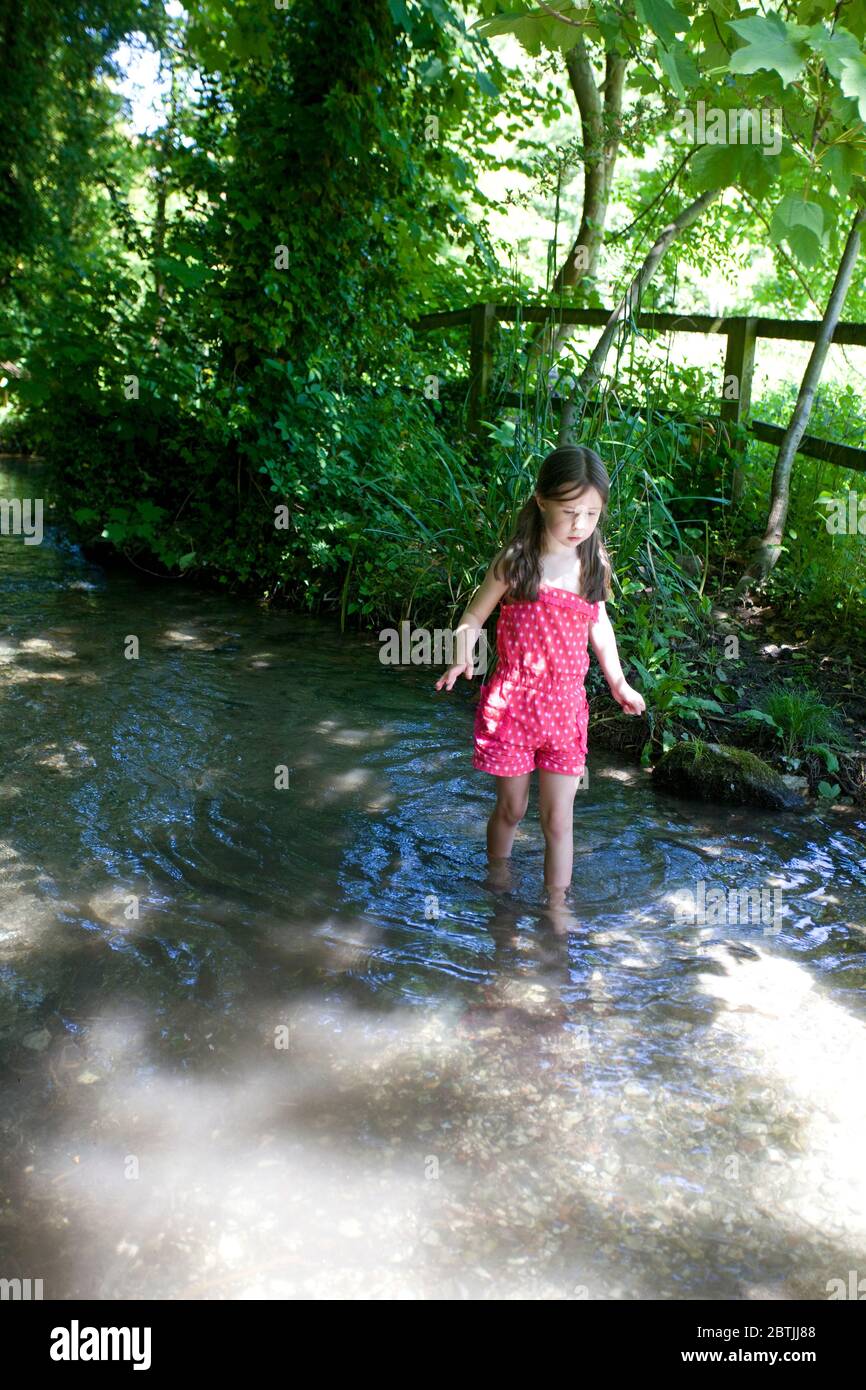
[[435, 445, 645, 895]]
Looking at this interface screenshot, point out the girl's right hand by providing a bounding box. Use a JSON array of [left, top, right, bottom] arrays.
[[435, 662, 475, 691]]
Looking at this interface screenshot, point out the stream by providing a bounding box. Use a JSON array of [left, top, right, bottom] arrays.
[[1, 456, 865, 1300]]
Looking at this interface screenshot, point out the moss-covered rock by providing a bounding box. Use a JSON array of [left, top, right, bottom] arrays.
[[652, 739, 806, 811]]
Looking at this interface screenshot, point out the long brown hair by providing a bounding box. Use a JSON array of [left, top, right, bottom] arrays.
[[492, 446, 613, 604]]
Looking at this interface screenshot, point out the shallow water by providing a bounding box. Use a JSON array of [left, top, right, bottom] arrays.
[[1, 457, 865, 1300]]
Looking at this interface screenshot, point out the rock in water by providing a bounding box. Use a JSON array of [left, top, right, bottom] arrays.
[[652, 739, 805, 811]]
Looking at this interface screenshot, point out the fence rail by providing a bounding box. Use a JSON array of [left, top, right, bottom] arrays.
[[411, 304, 866, 473]]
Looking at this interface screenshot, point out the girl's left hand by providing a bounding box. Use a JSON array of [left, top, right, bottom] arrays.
[[611, 680, 646, 716]]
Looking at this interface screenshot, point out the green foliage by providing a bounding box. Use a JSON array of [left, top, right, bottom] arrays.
[[755, 681, 846, 760], [732, 375, 866, 621], [4, 0, 511, 610], [2, 0, 865, 665]]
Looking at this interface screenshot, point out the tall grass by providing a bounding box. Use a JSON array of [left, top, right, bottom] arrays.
[[757, 683, 846, 761], [353, 308, 866, 711]]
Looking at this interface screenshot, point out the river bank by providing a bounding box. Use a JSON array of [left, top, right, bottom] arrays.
[[586, 594, 866, 808], [3, 449, 864, 807]]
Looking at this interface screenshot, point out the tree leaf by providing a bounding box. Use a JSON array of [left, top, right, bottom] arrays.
[[635, 0, 689, 48], [822, 142, 862, 199], [690, 140, 779, 197], [472, 4, 593, 55], [728, 12, 808, 88], [475, 68, 500, 97], [769, 193, 825, 266], [656, 38, 699, 100], [838, 52, 866, 124], [387, 0, 412, 32]]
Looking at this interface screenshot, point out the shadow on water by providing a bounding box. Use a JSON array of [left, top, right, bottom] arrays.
[[1, 457, 866, 1299]]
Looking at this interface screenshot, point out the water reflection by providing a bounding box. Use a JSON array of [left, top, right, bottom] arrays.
[[0, 457, 865, 1299]]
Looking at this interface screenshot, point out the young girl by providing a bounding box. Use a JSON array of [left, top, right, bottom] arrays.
[[435, 445, 645, 895]]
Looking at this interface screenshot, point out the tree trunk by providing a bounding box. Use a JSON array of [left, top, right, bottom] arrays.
[[149, 60, 178, 350], [557, 187, 723, 443], [734, 203, 866, 594], [523, 37, 626, 368]]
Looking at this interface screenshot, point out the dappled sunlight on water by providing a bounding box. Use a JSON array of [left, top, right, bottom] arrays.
[[1, 458, 865, 1299]]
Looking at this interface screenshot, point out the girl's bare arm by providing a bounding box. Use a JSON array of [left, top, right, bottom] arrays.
[[435, 553, 510, 690], [588, 602, 626, 692], [589, 603, 646, 715]]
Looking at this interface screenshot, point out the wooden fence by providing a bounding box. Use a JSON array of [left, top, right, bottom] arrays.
[[410, 305, 866, 473]]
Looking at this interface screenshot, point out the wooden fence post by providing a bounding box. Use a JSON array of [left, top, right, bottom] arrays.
[[467, 303, 496, 443], [721, 316, 758, 501], [413, 303, 866, 477]]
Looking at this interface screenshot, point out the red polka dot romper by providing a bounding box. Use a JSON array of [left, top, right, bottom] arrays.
[[472, 584, 599, 778]]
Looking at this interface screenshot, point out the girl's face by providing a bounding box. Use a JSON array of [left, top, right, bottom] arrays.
[[536, 485, 605, 551]]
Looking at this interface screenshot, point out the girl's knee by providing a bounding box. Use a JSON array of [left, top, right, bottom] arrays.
[[540, 807, 572, 840], [496, 795, 529, 826]]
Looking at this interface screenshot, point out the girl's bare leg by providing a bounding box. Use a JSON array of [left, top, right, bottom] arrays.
[[485, 856, 513, 894], [538, 769, 581, 891], [487, 772, 531, 860]]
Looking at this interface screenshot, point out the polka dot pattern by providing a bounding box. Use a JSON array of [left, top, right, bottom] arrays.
[[472, 585, 599, 779]]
